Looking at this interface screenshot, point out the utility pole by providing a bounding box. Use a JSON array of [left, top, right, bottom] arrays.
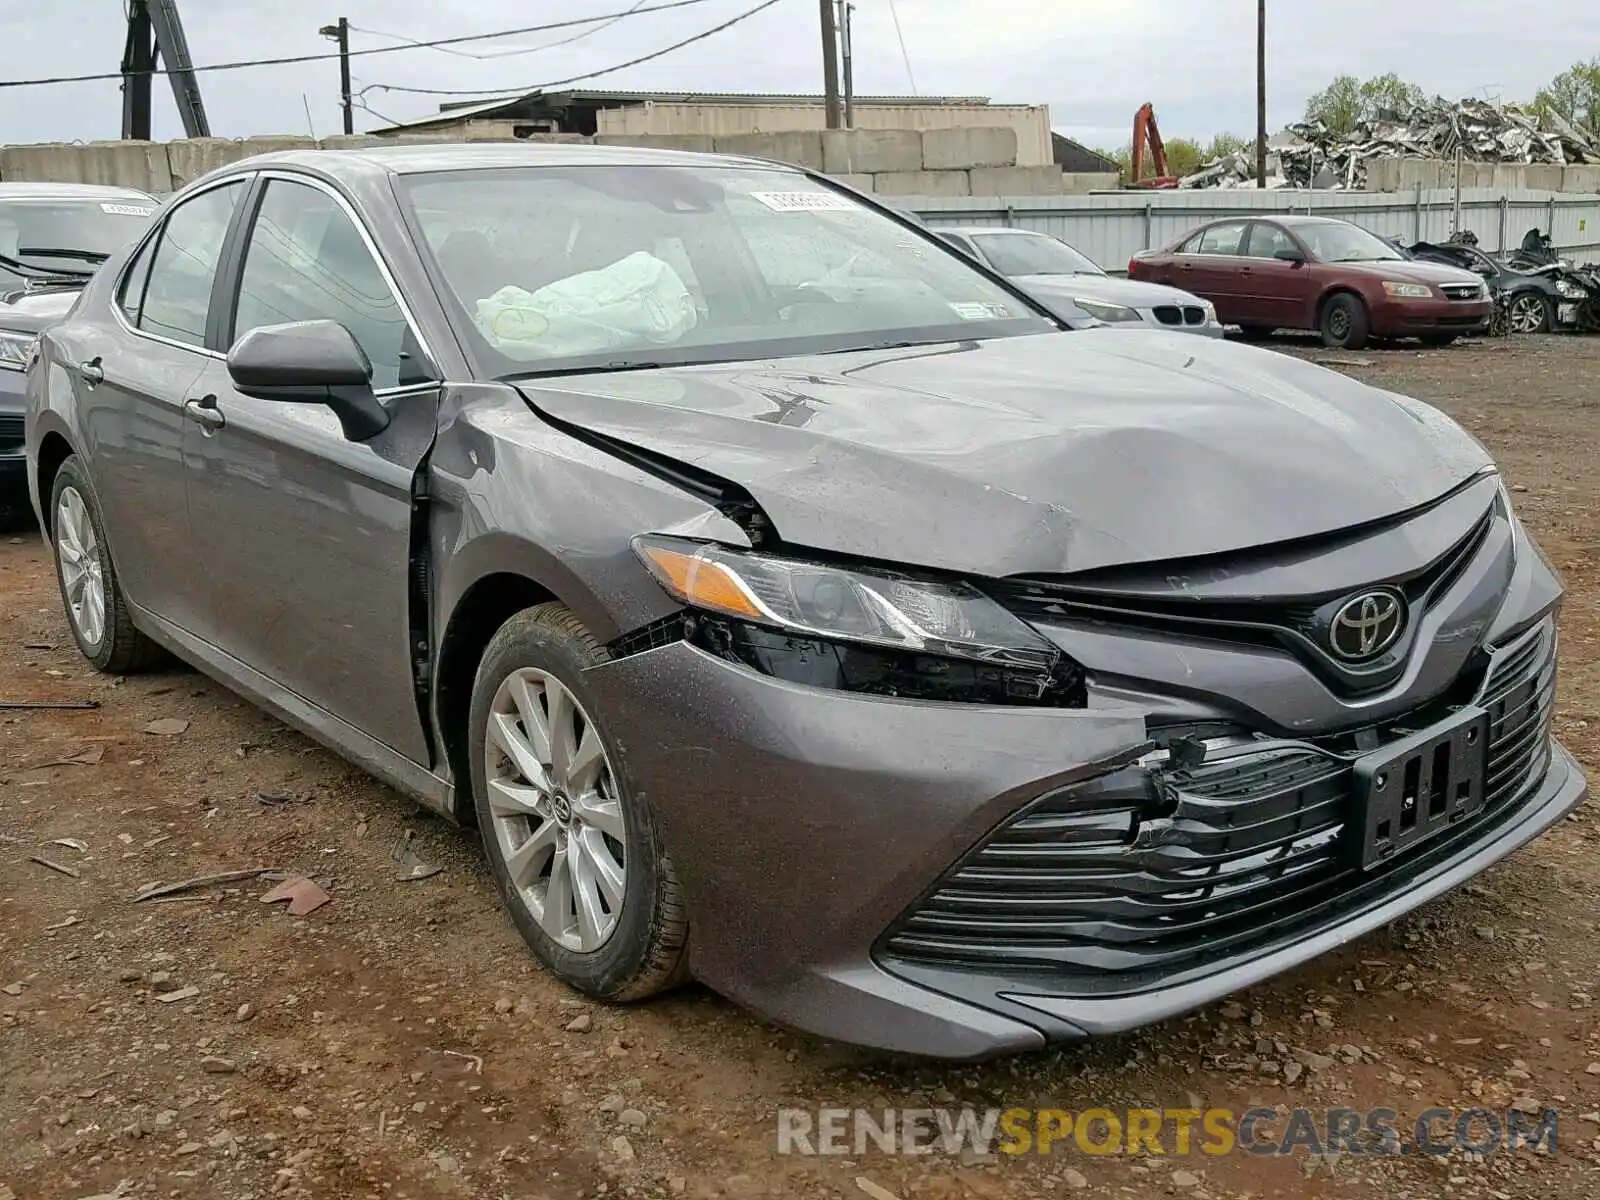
[[319, 17, 353, 135], [1255, 0, 1267, 187], [819, 0, 842, 130], [838, 1, 855, 128]]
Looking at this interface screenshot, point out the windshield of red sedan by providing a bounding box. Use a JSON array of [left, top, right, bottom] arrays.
[[401, 166, 1053, 376], [1295, 222, 1407, 264]]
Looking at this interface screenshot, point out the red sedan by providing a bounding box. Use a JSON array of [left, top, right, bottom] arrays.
[[1129, 215, 1492, 349]]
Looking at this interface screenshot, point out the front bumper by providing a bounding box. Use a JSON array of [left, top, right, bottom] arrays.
[[1370, 296, 1492, 337], [584, 625, 1586, 1059], [0, 368, 27, 494]]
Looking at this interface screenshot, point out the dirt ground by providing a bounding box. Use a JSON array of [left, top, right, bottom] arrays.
[[3, 333, 1600, 1200]]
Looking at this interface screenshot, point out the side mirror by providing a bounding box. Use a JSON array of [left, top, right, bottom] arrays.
[[226, 320, 389, 441], [1273, 247, 1306, 264]]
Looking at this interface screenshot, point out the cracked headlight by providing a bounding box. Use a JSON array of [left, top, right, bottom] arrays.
[[0, 328, 37, 372], [633, 535, 1058, 670], [1381, 281, 1434, 299], [1074, 298, 1143, 323], [1555, 279, 1586, 299]]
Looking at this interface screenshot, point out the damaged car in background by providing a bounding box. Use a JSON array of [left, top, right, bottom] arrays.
[[933, 226, 1223, 336], [0, 182, 158, 496], [1406, 229, 1600, 334], [27, 145, 1588, 1058]]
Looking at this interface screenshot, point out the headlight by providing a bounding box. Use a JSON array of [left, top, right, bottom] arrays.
[[0, 329, 37, 372], [1202, 301, 1219, 324], [1074, 298, 1143, 323], [633, 535, 1058, 670], [1381, 281, 1434, 299], [1555, 279, 1586, 299]]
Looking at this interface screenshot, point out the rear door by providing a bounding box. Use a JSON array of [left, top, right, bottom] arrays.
[[1239, 221, 1315, 327], [56, 178, 247, 634], [180, 172, 441, 763], [1185, 222, 1249, 321]]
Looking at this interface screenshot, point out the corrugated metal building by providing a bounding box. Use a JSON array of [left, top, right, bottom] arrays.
[[370, 89, 1054, 167]]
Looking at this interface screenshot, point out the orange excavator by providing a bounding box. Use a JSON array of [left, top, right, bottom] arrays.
[[1128, 103, 1179, 188]]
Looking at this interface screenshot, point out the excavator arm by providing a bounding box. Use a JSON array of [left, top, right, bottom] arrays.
[[1129, 102, 1177, 189], [121, 0, 210, 140]]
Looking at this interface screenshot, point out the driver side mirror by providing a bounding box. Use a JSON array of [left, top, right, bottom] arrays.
[[226, 320, 389, 441], [1273, 247, 1306, 264]]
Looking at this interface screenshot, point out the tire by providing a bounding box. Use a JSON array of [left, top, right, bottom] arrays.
[[1506, 291, 1552, 335], [49, 455, 164, 673], [469, 602, 689, 1002], [1319, 293, 1370, 350]]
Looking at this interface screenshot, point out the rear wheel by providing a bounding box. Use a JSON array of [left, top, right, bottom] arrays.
[[1507, 291, 1552, 334], [1319, 293, 1370, 350], [469, 603, 689, 1001], [49, 455, 163, 673]]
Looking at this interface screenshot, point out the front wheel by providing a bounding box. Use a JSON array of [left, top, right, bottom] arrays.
[[49, 455, 163, 673], [1507, 291, 1552, 334], [1319, 293, 1370, 350], [469, 603, 689, 1001]]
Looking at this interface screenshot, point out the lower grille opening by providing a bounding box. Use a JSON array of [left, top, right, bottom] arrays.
[[880, 619, 1558, 984]]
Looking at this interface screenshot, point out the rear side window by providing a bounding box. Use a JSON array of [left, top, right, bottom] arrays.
[[1195, 223, 1246, 256], [138, 182, 243, 347], [231, 179, 418, 390]]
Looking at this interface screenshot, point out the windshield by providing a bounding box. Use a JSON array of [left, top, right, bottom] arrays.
[[972, 232, 1104, 277], [0, 197, 157, 286], [401, 166, 1053, 376], [1296, 222, 1406, 264]]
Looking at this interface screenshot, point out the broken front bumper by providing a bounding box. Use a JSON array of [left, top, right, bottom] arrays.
[[582, 625, 1586, 1060]]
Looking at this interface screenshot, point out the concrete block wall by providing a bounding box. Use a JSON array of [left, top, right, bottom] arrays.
[[1368, 157, 1600, 195], [0, 126, 1080, 198]]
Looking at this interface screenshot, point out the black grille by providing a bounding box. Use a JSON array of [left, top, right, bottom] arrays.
[[0, 413, 22, 445], [1183, 306, 1205, 325], [1152, 305, 1181, 325], [882, 619, 1558, 978]]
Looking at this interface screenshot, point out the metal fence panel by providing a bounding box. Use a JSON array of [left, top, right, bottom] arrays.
[[903, 187, 1600, 272]]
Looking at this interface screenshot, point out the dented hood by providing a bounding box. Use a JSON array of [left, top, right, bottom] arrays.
[[516, 332, 1492, 577]]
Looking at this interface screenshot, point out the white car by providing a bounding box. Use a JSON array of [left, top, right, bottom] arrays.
[[935, 226, 1225, 337]]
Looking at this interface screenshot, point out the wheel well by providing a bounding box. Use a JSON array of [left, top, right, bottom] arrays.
[[1317, 287, 1363, 324], [435, 573, 557, 822], [34, 432, 74, 533]]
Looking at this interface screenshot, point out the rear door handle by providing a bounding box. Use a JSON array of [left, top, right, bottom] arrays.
[[77, 357, 103, 387], [183, 396, 225, 431]]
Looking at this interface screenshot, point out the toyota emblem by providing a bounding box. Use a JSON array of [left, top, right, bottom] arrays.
[[1327, 590, 1406, 661]]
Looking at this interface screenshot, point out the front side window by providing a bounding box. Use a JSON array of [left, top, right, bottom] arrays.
[[1195, 223, 1246, 256], [971, 232, 1103, 278], [232, 179, 419, 390], [139, 182, 243, 347], [1244, 223, 1297, 260], [403, 166, 1052, 376]]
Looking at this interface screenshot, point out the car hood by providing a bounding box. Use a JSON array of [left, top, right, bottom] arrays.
[[0, 286, 82, 333], [1013, 272, 1211, 310], [517, 332, 1492, 578], [1332, 260, 1484, 287]]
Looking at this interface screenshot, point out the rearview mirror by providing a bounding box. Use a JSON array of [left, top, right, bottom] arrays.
[[227, 320, 389, 441], [1273, 247, 1306, 263]]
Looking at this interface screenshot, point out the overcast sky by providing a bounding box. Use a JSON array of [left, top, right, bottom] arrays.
[[7, 0, 1598, 150]]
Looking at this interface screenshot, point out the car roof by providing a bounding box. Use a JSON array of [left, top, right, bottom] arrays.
[[1256, 214, 1352, 228], [213, 142, 811, 182], [0, 181, 157, 202], [938, 226, 1049, 237]]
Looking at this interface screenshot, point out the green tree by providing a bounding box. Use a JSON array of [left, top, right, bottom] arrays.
[[1532, 57, 1600, 132], [1359, 72, 1426, 121], [1305, 74, 1364, 134], [1093, 138, 1203, 180], [1204, 132, 1251, 160]]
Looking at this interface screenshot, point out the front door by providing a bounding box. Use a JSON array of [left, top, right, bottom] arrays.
[[1239, 222, 1316, 327], [61, 179, 247, 635], [181, 175, 441, 764]]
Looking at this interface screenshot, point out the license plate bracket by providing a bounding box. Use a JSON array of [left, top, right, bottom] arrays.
[[1353, 706, 1489, 870]]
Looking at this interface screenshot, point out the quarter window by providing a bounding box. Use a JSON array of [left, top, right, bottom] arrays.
[[138, 182, 243, 347], [118, 234, 157, 326], [232, 179, 419, 390]]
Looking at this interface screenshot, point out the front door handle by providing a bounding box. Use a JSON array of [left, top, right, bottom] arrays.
[[78, 357, 103, 387], [183, 396, 225, 432]]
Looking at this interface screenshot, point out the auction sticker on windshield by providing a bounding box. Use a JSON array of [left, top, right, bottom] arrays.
[[100, 202, 156, 217], [949, 301, 1014, 320], [749, 191, 859, 212]]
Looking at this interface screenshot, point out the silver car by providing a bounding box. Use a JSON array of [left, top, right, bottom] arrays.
[[936, 226, 1225, 337]]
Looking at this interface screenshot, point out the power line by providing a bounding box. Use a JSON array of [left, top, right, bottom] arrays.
[[0, 0, 720, 91], [363, 0, 789, 99], [350, 2, 654, 61], [886, 0, 918, 96]]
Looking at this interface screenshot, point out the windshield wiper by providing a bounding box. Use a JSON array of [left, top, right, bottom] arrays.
[[18, 246, 111, 265], [0, 251, 93, 280]]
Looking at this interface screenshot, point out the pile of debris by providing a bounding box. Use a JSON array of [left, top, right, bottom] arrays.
[[1179, 97, 1600, 190]]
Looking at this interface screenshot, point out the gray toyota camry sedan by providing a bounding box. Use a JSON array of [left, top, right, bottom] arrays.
[[26, 145, 1586, 1059]]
